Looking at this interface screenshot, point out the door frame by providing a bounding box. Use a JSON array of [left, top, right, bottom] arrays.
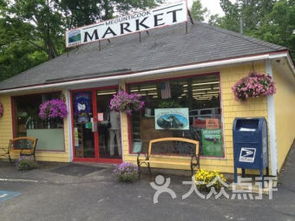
[[70, 85, 122, 164]]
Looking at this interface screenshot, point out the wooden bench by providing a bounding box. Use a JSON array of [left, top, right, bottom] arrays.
[[134, 137, 200, 176], [0, 137, 38, 163]]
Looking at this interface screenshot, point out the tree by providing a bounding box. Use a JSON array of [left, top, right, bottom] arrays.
[[0, 0, 160, 81], [190, 0, 208, 22], [215, 0, 275, 34], [56, 0, 161, 29], [211, 0, 295, 57], [2, 0, 65, 59], [0, 18, 48, 81], [251, 0, 295, 57]]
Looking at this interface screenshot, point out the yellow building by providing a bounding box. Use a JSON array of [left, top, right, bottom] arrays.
[[0, 20, 294, 177]]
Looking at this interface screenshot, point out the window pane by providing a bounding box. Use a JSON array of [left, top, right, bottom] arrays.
[[14, 92, 64, 151], [128, 74, 224, 157]]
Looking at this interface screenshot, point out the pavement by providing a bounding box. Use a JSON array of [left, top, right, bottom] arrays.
[[0, 146, 294, 221]]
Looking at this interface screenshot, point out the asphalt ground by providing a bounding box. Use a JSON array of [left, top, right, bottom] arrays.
[[0, 147, 294, 221]]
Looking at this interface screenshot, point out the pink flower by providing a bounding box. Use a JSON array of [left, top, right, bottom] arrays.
[[232, 72, 276, 101]]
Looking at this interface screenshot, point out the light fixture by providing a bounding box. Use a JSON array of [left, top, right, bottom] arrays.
[[97, 91, 116, 96], [192, 81, 219, 86]]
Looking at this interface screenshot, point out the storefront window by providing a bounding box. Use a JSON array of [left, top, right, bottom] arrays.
[[13, 92, 65, 151], [128, 74, 224, 157]]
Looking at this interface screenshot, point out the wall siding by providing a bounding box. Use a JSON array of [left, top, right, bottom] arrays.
[[273, 66, 295, 171], [0, 92, 70, 162], [0, 96, 13, 150]]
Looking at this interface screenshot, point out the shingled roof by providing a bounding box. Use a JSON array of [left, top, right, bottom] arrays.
[[0, 21, 287, 90]]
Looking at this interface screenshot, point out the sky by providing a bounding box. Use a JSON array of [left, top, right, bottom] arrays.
[[167, 0, 226, 18], [193, 0, 225, 17]]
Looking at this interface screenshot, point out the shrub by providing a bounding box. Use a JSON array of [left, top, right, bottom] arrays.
[[16, 158, 38, 171], [194, 169, 227, 192], [113, 162, 138, 183]]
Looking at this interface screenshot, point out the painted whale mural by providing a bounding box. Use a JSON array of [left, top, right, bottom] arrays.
[[156, 114, 188, 129]]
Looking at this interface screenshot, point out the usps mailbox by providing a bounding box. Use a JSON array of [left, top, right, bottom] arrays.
[[233, 118, 268, 183]]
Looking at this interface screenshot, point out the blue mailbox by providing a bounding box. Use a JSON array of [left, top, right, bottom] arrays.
[[233, 118, 269, 184]]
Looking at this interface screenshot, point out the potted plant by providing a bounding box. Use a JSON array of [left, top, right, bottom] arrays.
[[109, 90, 144, 115], [39, 99, 68, 120], [232, 72, 276, 101], [157, 99, 181, 108], [194, 169, 227, 192], [113, 162, 139, 183]]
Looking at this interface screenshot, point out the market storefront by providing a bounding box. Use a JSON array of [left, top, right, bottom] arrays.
[[0, 1, 294, 177]]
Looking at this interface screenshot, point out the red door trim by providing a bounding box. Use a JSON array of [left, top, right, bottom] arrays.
[[71, 85, 122, 164]]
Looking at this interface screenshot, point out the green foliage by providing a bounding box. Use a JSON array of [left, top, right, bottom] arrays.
[[191, 0, 208, 22], [210, 0, 295, 58], [16, 159, 38, 171], [250, 0, 295, 57], [0, 0, 160, 81], [158, 100, 181, 108], [57, 0, 161, 28], [113, 162, 138, 183]]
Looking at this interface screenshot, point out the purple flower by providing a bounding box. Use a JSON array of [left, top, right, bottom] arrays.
[[109, 91, 145, 115], [39, 99, 68, 120], [113, 162, 138, 182]]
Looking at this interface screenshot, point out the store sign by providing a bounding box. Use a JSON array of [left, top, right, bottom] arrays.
[[74, 92, 91, 123], [155, 108, 189, 130], [201, 129, 223, 157], [66, 1, 188, 47], [239, 147, 256, 163]]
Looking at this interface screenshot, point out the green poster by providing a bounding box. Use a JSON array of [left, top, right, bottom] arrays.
[[201, 129, 223, 157]]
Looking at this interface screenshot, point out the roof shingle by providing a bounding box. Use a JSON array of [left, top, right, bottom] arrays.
[[0, 22, 286, 90]]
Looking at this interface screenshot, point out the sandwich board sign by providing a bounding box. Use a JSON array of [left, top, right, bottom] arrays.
[[66, 1, 188, 48]]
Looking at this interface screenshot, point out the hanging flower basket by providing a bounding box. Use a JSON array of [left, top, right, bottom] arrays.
[[39, 99, 68, 120], [109, 91, 144, 115], [232, 72, 276, 101], [0, 103, 3, 118]]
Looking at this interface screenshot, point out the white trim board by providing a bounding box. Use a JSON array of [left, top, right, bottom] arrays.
[[265, 60, 278, 176]]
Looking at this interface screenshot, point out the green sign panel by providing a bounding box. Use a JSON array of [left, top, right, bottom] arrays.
[[201, 129, 223, 157]]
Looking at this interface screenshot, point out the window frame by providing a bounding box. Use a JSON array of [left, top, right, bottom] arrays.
[[126, 71, 226, 159], [11, 91, 66, 152]]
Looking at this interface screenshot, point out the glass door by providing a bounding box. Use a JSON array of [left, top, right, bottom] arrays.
[[96, 88, 122, 159], [72, 91, 96, 159]]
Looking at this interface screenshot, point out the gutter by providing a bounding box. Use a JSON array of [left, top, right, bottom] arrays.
[[0, 51, 293, 94]]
